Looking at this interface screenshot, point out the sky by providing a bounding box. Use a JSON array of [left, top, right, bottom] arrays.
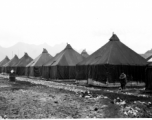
[[0, 0, 152, 54]]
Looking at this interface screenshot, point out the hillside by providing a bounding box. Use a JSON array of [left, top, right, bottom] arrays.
[[0, 42, 66, 61], [0, 42, 92, 61]]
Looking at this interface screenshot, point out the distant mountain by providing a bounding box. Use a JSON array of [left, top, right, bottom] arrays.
[[0, 42, 67, 61], [0, 42, 93, 61]]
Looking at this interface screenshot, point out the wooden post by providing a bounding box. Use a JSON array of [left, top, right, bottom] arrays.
[[87, 78, 89, 85]]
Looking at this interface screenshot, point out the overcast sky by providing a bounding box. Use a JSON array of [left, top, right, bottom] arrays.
[[0, 0, 152, 54]]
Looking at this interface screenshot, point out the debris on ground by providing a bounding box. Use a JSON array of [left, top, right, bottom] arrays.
[[120, 100, 152, 118], [106, 90, 114, 93], [0, 74, 152, 118], [54, 101, 58, 104], [80, 91, 92, 98], [78, 91, 108, 101], [122, 106, 139, 117], [111, 97, 126, 105]]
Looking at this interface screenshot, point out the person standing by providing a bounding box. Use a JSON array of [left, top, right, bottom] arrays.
[[9, 69, 16, 82], [119, 73, 127, 90]]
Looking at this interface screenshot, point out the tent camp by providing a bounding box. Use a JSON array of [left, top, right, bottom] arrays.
[[0, 56, 10, 73], [2, 55, 19, 73], [15, 52, 33, 76], [76, 34, 148, 83], [42, 43, 84, 79], [81, 49, 89, 58], [25, 48, 52, 77]]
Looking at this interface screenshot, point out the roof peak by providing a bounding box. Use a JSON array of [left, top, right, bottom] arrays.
[[14, 54, 18, 57], [65, 43, 72, 49], [5, 56, 9, 59], [24, 52, 29, 57], [42, 48, 48, 53], [14, 54, 18, 59], [24, 52, 28, 55], [109, 33, 120, 41], [81, 49, 87, 53]]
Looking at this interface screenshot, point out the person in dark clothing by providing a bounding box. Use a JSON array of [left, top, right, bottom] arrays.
[[119, 73, 127, 90]]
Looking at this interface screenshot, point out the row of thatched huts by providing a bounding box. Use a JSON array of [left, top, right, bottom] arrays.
[[0, 34, 151, 90]]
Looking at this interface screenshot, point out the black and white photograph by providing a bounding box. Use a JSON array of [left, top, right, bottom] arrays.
[[0, 0, 152, 119]]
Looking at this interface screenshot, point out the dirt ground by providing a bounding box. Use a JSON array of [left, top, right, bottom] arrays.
[[0, 75, 152, 119]]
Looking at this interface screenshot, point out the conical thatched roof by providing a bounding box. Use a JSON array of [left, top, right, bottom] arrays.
[[0, 56, 10, 66], [44, 43, 84, 66], [78, 34, 147, 66], [81, 49, 89, 58], [3, 55, 19, 67], [26, 48, 52, 67], [15, 52, 33, 67]]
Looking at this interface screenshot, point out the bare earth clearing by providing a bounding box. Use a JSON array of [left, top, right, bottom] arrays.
[[0, 75, 152, 118]]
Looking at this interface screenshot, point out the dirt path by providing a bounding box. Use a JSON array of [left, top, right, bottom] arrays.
[[0, 77, 123, 118], [0, 75, 152, 118]]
